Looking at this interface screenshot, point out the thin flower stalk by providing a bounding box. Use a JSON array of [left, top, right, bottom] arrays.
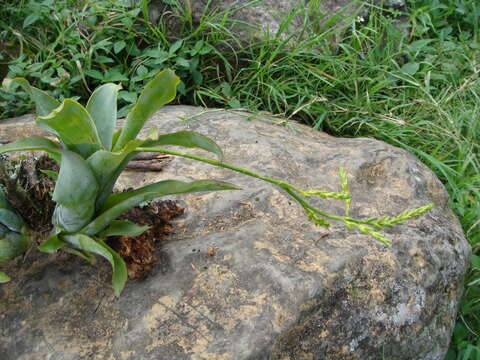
[[136, 146, 434, 245]]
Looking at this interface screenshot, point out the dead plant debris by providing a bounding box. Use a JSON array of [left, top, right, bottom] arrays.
[[125, 153, 171, 172], [207, 247, 218, 257], [107, 199, 184, 279], [0, 154, 57, 234]]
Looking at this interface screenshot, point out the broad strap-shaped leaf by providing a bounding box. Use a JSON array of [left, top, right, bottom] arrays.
[[63, 247, 97, 263], [0, 137, 61, 157], [53, 205, 97, 234], [98, 220, 150, 238], [89, 131, 222, 210], [0, 209, 23, 233], [2, 77, 60, 116], [0, 230, 30, 262], [142, 131, 224, 159], [86, 83, 121, 150], [0, 190, 24, 232], [0, 224, 9, 236], [52, 150, 99, 232], [62, 234, 127, 296], [37, 233, 66, 253], [113, 69, 180, 151], [0, 272, 10, 283], [53, 150, 99, 206], [82, 179, 239, 236], [37, 99, 102, 158], [86, 140, 142, 210]]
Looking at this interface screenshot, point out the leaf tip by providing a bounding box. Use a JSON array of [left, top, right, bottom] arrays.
[[113, 287, 122, 297], [36, 100, 65, 121], [0, 272, 11, 283]]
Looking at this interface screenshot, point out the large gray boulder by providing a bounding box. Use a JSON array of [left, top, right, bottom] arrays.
[[146, 0, 405, 37], [0, 106, 469, 359]]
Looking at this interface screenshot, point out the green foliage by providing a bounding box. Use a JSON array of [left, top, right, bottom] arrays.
[[0, 70, 239, 295], [0, 188, 25, 233], [186, 3, 479, 354], [0, 224, 29, 261], [133, 147, 432, 248], [0, 68, 432, 297], [404, 1, 480, 357], [113, 68, 179, 150], [0, 188, 31, 281], [0, 0, 478, 353], [0, 0, 234, 118], [0, 271, 10, 283]]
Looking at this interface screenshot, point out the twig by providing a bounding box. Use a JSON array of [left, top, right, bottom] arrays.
[[131, 153, 170, 161], [125, 159, 171, 171]]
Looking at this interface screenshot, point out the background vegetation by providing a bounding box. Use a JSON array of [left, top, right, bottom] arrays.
[[0, 0, 478, 358]]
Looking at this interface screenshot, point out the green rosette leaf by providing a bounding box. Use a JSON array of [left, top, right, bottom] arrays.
[[37, 99, 102, 158], [86, 83, 121, 151], [52, 150, 99, 232], [82, 179, 239, 236], [62, 234, 127, 296], [113, 69, 180, 150]]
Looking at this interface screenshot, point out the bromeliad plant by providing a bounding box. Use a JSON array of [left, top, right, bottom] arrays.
[[0, 70, 238, 294], [0, 69, 433, 295]]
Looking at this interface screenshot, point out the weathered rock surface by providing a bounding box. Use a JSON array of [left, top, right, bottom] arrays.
[[0, 106, 469, 359], [146, 0, 405, 37]]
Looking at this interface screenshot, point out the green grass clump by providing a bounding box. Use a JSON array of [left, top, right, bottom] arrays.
[[0, 0, 479, 358], [0, 0, 240, 118]]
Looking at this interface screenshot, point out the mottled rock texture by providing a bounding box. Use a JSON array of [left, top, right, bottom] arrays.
[[0, 106, 469, 360], [145, 0, 405, 37]]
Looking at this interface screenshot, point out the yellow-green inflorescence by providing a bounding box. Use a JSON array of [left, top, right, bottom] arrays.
[[296, 169, 433, 246], [136, 146, 434, 246]]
